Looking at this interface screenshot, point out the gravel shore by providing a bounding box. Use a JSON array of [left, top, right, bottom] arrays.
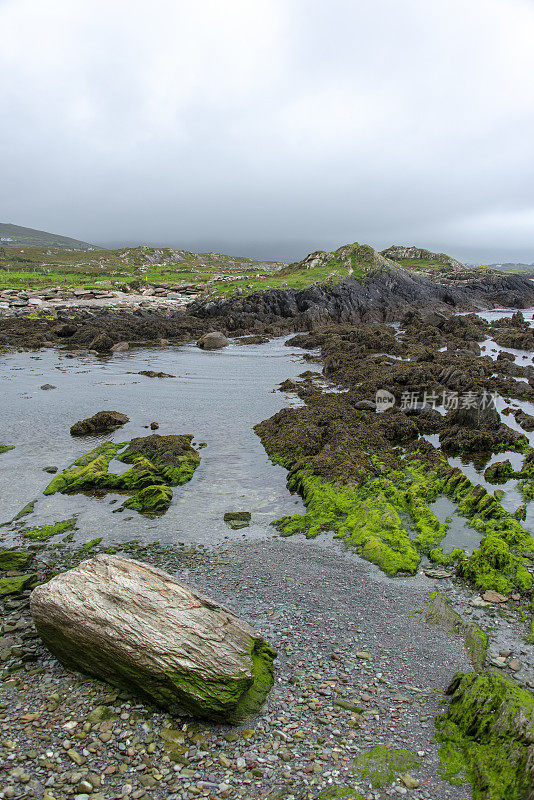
[[1, 537, 472, 800]]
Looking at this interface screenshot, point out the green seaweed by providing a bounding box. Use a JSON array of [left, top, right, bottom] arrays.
[[0, 444, 14, 454], [23, 518, 77, 541], [121, 485, 173, 514], [436, 670, 534, 799], [0, 573, 37, 597], [42, 435, 200, 516], [0, 549, 34, 571]]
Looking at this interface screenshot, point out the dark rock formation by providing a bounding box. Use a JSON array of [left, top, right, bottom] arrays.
[[70, 411, 129, 436]]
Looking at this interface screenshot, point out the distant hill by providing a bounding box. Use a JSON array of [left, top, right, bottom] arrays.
[[0, 223, 96, 250]]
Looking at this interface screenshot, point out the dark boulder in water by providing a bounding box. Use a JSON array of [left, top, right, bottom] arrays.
[[70, 411, 130, 436]]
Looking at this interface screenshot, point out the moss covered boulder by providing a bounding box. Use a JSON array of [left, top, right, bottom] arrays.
[[0, 548, 34, 571], [437, 670, 534, 799], [30, 555, 276, 723], [121, 485, 173, 514], [43, 435, 200, 516]]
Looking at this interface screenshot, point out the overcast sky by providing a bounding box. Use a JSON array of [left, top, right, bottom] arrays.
[[1, 0, 534, 263]]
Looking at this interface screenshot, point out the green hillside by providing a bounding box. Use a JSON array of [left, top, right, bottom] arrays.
[[0, 223, 96, 250]]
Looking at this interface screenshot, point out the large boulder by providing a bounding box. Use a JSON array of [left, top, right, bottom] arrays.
[[30, 555, 276, 723], [197, 331, 229, 350], [70, 410, 130, 436]]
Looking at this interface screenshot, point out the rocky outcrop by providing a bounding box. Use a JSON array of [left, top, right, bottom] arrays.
[[190, 268, 534, 334], [70, 410, 129, 436], [381, 245, 465, 271], [30, 555, 276, 723]]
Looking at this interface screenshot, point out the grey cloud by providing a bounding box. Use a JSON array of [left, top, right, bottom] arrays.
[[1, 0, 534, 263]]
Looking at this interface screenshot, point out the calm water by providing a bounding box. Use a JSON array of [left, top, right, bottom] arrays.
[[0, 337, 317, 547], [2, 309, 534, 555]]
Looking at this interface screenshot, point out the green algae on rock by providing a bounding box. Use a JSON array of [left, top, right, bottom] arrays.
[[0, 548, 34, 571], [436, 670, 534, 799], [22, 518, 77, 541], [352, 745, 420, 788], [0, 444, 14, 454], [121, 485, 173, 514], [0, 573, 37, 597], [255, 390, 534, 591], [224, 511, 252, 530], [43, 434, 200, 516], [426, 592, 488, 672]]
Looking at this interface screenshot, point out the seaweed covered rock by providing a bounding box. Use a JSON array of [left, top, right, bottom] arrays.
[[89, 332, 114, 353], [437, 670, 534, 800], [118, 434, 200, 485], [30, 555, 276, 723], [0, 548, 34, 571], [484, 460, 514, 484], [44, 435, 200, 516], [121, 485, 173, 514], [70, 410, 130, 436]]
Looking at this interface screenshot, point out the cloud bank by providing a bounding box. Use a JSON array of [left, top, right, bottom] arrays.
[[1, 0, 534, 262]]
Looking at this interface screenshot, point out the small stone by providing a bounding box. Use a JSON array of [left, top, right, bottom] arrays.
[[509, 658, 521, 672], [400, 773, 420, 789], [355, 651, 372, 660], [67, 749, 87, 766], [482, 590, 509, 603]]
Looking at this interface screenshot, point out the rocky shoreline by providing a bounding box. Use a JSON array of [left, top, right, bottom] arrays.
[[1, 266, 534, 352], [2, 266, 534, 799]]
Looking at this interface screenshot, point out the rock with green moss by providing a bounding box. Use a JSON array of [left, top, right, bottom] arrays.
[[352, 744, 420, 788], [484, 459, 514, 484], [30, 554, 276, 723], [437, 670, 534, 799], [121, 485, 173, 514], [0, 573, 37, 597], [116, 434, 200, 486], [0, 548, 34, 571], [43, 435, 200, 516], [0, 444, 14, 454], [224, 511, 251, 529], [23, 518, 77, 541], [426, 592, 488, 672]]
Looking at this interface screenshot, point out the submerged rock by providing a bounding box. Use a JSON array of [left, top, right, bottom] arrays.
[[197, 331, 229, 350], [138, 370, 175, 378], [224, 511, 252, 529], [70, 410, 130, 436], [30, 555, 276, 723]]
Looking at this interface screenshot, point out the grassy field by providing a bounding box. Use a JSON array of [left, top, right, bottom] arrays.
[[0, 246, 284, 292], [0, 241, 482, 298]]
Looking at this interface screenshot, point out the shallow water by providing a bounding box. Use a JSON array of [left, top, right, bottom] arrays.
[[0, 337, 318, 547]]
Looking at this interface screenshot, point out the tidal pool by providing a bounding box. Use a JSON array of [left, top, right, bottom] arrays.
[[0, 337, 318, 547]]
